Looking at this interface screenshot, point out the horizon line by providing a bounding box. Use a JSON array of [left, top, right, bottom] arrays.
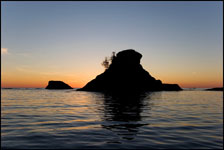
[[1, 87, 223, 89]]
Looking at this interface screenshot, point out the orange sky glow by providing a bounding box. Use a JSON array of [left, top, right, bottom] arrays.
[[1, 2, 223, 89], [1, 69, 223, 88]]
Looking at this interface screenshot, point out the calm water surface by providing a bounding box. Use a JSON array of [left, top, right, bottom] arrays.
[[1, 89, 223, 149]]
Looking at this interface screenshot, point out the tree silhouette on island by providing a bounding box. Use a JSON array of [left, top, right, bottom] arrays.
[[46, 49, 183, 91]]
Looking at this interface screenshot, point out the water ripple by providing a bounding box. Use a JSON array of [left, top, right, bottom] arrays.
[[1, 89, 223, 149]]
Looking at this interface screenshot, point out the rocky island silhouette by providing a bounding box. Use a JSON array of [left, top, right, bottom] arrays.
[[77, 49, 182, 93], [46, 81, 73, 89], [46, 49, 182, 91]]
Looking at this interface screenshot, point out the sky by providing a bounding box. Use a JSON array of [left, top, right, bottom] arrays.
[[1, 1, 223, 88]]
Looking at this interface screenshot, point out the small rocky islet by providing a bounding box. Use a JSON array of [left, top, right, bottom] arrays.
[[46, 81, 73, 89]]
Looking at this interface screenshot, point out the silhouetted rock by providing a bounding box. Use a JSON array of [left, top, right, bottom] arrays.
[[162, 84, 182, 91], [46, 81, 73, 89], [78, 49, 182, 93], [205, 87, 223, 91]]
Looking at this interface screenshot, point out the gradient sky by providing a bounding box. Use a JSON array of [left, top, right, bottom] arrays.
[[1, 1, 223, 88]]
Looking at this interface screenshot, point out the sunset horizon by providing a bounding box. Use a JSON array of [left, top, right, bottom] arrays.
[[1, 2, 222, 89], [1, 67, 223, 89], [1, 48, 223, 89], [2, 2, 223, 149]]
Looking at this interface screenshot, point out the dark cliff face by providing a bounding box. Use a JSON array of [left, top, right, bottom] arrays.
[[46, 81, 73, 89], [162, 84, 182, 91], [78, 49, 182, 93]]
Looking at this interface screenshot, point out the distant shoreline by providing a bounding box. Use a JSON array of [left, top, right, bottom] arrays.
[[2, 87, 222, 91], [205, 87, 223, 91]]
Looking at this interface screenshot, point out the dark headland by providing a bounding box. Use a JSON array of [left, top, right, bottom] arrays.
[[205, 87, 223, 91], [77, 49, 182, 93], [46, 81, 73, 89]]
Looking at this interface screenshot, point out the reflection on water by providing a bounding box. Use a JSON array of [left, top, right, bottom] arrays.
[[101, 93, 150, 141], [1, 89, 223, 149]]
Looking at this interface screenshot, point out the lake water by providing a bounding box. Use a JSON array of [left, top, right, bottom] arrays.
[[1, 88, 223, 149]]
